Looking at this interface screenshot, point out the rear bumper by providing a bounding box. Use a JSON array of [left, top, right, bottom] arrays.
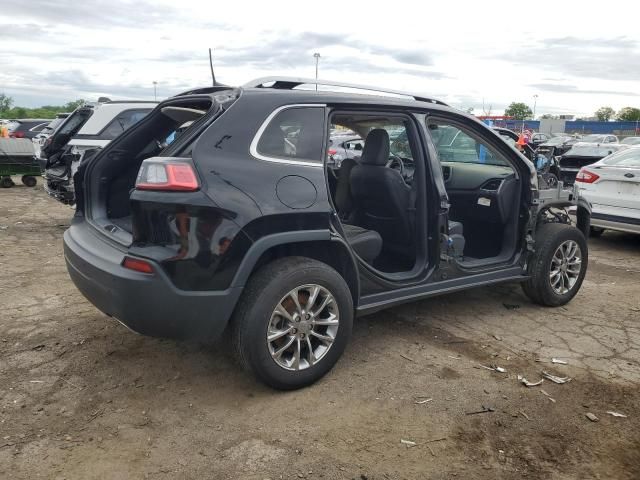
[[64, 220, 242, 340]]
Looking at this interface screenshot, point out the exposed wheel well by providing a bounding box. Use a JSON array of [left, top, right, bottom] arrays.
[[250, 240, 359, 307]]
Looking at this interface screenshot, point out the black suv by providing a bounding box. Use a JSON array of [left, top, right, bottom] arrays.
[[64, 77, 591, 389]]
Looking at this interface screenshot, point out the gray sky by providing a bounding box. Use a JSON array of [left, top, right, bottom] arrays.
[[1, 0, 639, 117]]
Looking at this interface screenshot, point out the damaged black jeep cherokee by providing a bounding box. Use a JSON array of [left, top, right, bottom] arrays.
[[64, 77, 592, 389]]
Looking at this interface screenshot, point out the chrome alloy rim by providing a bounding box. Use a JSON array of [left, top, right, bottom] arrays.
[[549, 240, 582, 295], [267, 284, 339, 371]]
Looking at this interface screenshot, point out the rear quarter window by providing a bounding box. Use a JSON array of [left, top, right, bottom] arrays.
[[255, 107, 325, 163], [101, 109, 151, 140]]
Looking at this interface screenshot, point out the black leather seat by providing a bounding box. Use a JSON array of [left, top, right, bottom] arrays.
[[334, 157, 358, 220], [342, 224, 382, 264], [350, 129, 413, 250]]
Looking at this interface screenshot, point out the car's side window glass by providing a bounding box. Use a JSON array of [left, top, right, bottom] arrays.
[[256, 107, 324, 162], [428, 121, 509, 167], [102, 110, 151, 140]]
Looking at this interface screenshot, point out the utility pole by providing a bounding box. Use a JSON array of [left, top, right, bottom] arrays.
[[153, 81, 158, 101], [533, 94, 538, 120], [313, 52, 321, 91]]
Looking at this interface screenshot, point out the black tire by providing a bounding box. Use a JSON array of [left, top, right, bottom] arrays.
[[589, 226, 605, 238], [230, 256, 353, 390], [522, 223, 588, 307], [0, 177, 14, 188], [21, 175, 37, 187]]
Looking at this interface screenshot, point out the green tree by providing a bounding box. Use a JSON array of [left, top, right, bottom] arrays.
[[504, 102, 533, 120], [0, 93, 13, 114], [64, 99, 86, 111], [595, 106, 615, 121], [616, 107, 640, 121]]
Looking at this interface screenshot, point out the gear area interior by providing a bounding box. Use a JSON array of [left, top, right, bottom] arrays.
[[327, 114, 522, 273]]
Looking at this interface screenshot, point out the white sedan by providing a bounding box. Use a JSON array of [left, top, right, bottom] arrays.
[[574, 147, 640, 236]]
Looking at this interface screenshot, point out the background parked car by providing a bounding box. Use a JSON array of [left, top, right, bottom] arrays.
[[42, 100, 156, 204], [579, 134, 619, 144], [328, 135, 363, 165], [7, 119, 51, 139], [558, 142, 628, 185], [574, 147, 640, 236], [530, 132, 553, 146], [621, 137, 640, 146], [32, 113, 70, 160], [536, 135, 575, 158]]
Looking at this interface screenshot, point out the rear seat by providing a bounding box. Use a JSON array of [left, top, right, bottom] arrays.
[[342, 224, 382, 263]]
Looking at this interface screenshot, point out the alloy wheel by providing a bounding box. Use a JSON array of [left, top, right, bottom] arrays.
[[549, 240, 582, 295], [267, 284, 340, 371]]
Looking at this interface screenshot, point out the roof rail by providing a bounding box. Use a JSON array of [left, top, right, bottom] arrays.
[[243, 76, 448, 106]]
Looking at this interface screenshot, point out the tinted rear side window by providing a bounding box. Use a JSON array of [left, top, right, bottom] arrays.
[[101, 109, 151, 140], [256, 107, 324, 163]]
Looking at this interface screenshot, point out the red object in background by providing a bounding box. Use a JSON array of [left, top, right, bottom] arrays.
[[10, 131, 25, 138]]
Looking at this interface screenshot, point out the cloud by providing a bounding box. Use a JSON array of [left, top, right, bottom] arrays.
[[530, 83, 640, 97], [0, 23, 49, 40], [502, 36, 640, 81], [1, 0, 177, 28]]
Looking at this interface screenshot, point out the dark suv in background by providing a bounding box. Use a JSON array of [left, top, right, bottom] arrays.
[[63, 77, 591, 389]]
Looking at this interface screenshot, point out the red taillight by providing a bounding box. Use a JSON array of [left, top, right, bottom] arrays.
[[328, 149, 337, 156], [575, 169, 600, 184], [11, 131, 24, 138], [135, 161, 199, 191], [122, 257, 154, 274]]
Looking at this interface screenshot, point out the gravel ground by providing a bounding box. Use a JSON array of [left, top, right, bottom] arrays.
[[1, 181, 639, 479]]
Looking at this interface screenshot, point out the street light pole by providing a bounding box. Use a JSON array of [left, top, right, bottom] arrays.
[[533, 94, 538, 120], [313, 52, 321, 91], [153, 81, 158, 101]]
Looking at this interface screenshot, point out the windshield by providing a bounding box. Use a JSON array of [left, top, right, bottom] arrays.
[[42, 117, 64, 133], [56, 108, 93, 136], [543, 136, 571, 146], [601, 148, 640, 167], [564, 144, 625, 157], [580, 134, 607, 143], [621, 137, 640, 145]]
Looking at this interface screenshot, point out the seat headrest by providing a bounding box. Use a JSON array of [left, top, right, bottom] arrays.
[[360, 128, 390, 166]]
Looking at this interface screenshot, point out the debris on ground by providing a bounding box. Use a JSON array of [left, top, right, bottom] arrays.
[[400, 439, 416, 447], [480, 364, 507, 373], [502, 303, 520, 310], [540, 389, 556, 403], [466, 406, 495, 415], [606, 411, 627, 418], [399, 354, 415, 362], [32, 344, 45, 351], [542, 371, 572, 384], [552, 358, 568, 365], [493, 334, 503, 341], [519, 410, 531, 421], [517, 375, 544, 387], [414, 398, 433, 404], [585, 413, 599, 422]]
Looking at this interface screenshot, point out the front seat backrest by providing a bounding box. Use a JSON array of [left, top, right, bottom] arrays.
[[350, 129, 413, 249]]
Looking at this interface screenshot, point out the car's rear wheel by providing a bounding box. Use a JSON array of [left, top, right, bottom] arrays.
[[231, 256, 353, 390], [522, 223, 588, 306]]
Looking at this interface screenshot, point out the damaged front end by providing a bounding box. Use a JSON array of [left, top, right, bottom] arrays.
[[528, 181, 591, 247], [44, 145, 100, 205]]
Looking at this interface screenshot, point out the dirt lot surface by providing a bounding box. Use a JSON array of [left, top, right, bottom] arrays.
[[1, 182, 639, 479]]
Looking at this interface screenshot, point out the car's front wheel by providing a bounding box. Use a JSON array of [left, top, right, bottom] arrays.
[[231, 257, 353, 390], [522, 223, 588, 306]]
